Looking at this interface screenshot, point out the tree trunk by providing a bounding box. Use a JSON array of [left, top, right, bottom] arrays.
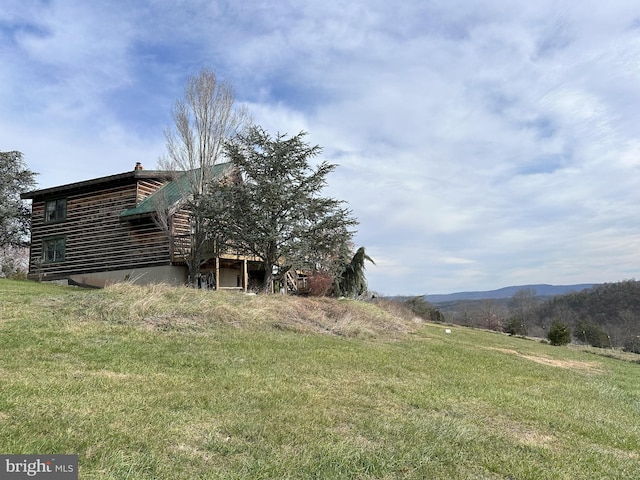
[[262, 269, 273, 294]]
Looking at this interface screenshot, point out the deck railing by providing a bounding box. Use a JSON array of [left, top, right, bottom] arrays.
[[171, 235, 260, 263]]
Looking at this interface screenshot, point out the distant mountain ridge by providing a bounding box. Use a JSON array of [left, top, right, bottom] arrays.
[[424, 284, 594, 303]]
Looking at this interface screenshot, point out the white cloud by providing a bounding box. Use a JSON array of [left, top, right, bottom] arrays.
[[1, 0, 638, 294]]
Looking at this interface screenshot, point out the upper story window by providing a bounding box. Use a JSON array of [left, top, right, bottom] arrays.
[[45, 198, 67, 223]]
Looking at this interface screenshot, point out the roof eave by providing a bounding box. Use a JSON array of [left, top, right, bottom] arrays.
[[20, 170, 175, 200]]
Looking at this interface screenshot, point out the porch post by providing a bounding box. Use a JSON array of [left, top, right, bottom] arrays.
[[243, 259, 248, 292], [215, 257, 220, 290]]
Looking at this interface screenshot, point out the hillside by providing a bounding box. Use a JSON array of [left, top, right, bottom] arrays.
[[425, 283, 594, 303], [1, 279, 640, 479], [420, 280, 640, 350]]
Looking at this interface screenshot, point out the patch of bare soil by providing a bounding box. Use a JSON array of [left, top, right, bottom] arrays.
[[488, 347, 603, 373], [496, 418, 558, 449]]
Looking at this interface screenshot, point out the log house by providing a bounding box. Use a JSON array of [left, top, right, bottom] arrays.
[[21, 163, 265, 290]]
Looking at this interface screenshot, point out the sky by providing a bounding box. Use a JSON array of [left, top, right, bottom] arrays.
[[1, 0, 639, 295]]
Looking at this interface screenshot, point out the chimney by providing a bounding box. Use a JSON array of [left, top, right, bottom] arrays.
[[134, 162, 144, 171]]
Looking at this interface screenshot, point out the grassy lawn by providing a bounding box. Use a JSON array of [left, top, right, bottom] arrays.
[[1, 279, 639, 478]]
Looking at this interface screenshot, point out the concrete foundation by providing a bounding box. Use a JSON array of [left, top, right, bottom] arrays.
[[68, 265, 188, 288]]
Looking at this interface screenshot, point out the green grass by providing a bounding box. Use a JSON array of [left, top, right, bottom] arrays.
[[1, 279, 640, 478]]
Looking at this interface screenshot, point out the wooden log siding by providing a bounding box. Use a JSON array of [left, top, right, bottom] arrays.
[[136, 178, 168, 203], [171, 210, 191, 236], [29, 181, 172, 280]]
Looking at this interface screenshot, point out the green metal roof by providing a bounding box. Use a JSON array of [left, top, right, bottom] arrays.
[[120, 163, 232, 219]]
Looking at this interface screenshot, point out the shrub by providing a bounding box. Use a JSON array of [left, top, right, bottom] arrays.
[[305, 271, 334, 297], [404, 297, 444, 322], [0, 246, 29, 279], [623, 336, 640, 354], [548, 320, 572, 346], [479, 314, 504, 332], [504, 317, 528, 336], [430, 308, 445, 323], [575, 320, 611, 348]]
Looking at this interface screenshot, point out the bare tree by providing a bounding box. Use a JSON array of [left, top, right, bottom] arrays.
[[157, 68, 250, 285], [505, 288, 539, 335], [479, 300, 506, 332], [0, 245, 29, 278]]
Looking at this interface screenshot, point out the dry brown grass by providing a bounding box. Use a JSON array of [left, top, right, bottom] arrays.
[[60, 283, 421, 339]]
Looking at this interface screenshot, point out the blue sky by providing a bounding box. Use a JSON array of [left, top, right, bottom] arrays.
[[1, 0, 638, 295]]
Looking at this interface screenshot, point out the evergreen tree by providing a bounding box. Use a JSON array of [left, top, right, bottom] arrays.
[[548, 320, 572, 346], [0, 151, 37, 248], [334, 247, 375, 298], [207, 126, 357, 293]]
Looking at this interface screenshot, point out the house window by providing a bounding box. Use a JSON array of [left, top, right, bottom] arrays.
[[43, 237, 66, 263], [45, 198, 67, 222]]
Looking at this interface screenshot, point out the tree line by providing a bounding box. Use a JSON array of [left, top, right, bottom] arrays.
[[534, 280, 640, 352], [411, 280, 640, 352]]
